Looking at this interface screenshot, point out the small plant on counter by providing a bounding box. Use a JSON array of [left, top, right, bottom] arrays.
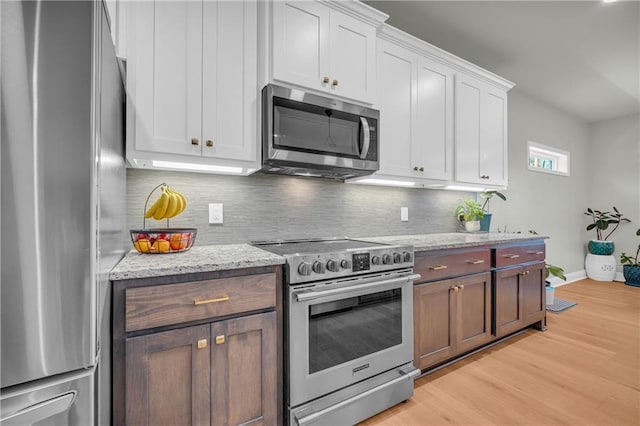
[[480, 190, 506, 213], [456, 198, 484, 222]]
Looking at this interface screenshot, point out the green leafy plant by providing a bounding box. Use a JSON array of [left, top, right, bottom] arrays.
[[456, 198, 484, 222], [620, 228, 640, 266], [480, 190, 506, 212], [584, 207, 630, 240]]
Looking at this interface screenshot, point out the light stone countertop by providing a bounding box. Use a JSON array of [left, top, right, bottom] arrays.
[[110, 244, 285, 281], [110, 233, 547, 281], [356, 232, 548, 252]]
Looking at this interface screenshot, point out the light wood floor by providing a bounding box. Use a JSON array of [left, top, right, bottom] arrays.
[[361, 279, 640, 426]]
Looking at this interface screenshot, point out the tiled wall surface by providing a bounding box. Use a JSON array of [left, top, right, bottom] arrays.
[[127, 169, 466, 246]]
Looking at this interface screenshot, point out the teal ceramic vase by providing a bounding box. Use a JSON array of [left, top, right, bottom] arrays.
[[623, 265, 640, 287], [588, 240, 615, 255], [479, 214, 492, 232]]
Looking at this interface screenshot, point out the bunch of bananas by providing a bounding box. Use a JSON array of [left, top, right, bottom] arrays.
[[144, 185, 188, 220]]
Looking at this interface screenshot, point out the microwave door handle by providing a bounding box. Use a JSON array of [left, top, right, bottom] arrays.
[[359, 117, 371, 160]]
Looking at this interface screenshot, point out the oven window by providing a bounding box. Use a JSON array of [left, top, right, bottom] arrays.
[[308, 288, 402, 374]]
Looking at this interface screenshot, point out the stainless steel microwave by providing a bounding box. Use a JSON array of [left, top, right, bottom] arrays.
[[260, 84, 379, 180]]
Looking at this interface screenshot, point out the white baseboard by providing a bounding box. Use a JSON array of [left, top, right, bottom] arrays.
[[547, 270, 587, 287], [547, 269, 625, 286]]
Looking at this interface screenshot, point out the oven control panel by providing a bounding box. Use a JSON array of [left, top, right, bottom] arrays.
[[287, 245, 414, 284]]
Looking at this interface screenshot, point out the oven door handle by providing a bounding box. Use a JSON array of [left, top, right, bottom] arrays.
[[294, 273, 421, 302]]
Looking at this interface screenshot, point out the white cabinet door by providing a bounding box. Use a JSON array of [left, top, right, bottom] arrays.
[[272, 1, 329, 92], [202, 1, 257, 162], [376, 40, 415, 177], [455, 74, 508, 186], [329, 12, 376, 103], [128, 1, 202, 156], [481, 88, 508, 186], [415, 57, 453, 181]]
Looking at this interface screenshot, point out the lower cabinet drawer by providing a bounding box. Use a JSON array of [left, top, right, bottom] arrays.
[[493, 243, 545, 268], [125, 273, 276, 332], [415, 248, 490, 282]]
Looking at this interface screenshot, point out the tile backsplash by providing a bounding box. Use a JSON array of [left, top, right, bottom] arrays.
[[127, 169, 467, 245]]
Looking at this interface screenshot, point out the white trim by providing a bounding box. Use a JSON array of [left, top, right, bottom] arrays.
[[547, 269, 587, 287]]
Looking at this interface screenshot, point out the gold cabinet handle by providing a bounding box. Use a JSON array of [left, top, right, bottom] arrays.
[[459, 284, 464, 290], [527, 251, 544, 255], [197, 339, 208, 349], [193, 295, 230, 306], [332, 79, 338, 87], [452, 286, 459, 292], [191, 138, 200, 146], [206, 139, 214, 147], [323, 76, 330, 84], [503, 254, 520, 259], [215, 335, 225, 345], [467, 259, 485, 264], [428, 265, 448, 271], [519, 271, 530, 276]]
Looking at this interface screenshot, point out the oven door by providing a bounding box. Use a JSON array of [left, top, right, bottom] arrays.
[[288, 271, 419, 408]]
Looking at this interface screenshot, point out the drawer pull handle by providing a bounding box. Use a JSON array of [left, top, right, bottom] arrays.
[[215, 335, 225, 345], [429, 265, 448, 271], [197, 339, 207, 349], [193, 295, 230, 305], [502, 254, 520, 259], [527, 251, 544, 255], [467, 259, 485, 264], [519, 271, 530, 276]]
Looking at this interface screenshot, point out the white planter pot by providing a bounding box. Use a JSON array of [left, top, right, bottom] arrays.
[[585, 253, 617, 281], [465, 220, 480, 232]]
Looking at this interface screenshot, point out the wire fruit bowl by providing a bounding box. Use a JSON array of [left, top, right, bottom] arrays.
[[130, 229, 197, 254]]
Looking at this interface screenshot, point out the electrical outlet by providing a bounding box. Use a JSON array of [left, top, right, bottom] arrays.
[[209, 203, 223, 224], [401, 207, 409, 222]]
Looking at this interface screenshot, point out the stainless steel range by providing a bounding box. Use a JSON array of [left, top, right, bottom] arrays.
[[253, 238, 421, 426]]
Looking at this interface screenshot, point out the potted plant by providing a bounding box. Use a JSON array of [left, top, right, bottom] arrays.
[[479, 190, 506, 232], [456, 198, 484, 232], [584, 206, 630, 281], [584, 207, 630, 255], [620, 228, 640, 287]]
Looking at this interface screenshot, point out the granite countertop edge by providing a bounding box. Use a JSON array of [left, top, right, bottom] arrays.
[[110, 233, 548, 281]]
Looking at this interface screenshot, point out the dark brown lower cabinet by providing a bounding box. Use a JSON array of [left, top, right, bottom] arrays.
[[414, 272, 492, 370], [125, 312, 276, 426], [494, 262, 545, 338]]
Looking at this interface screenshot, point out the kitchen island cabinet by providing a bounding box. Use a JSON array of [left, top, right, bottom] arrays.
[[111, 263, 283, 426]]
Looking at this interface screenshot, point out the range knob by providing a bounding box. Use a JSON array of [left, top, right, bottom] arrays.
[[312, 260, 326, 274], [326, 259, 340, 272], [371, 255, 381, 265], [340, 259, 352, 269], [382, 254, 393, 265], [403, 252, 412, 263], [298, 262, 312, 276], [393, 253, 403, 263]]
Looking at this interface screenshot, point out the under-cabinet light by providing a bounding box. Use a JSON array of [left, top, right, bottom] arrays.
[[444, 185, 486, 192], [355, 178, 417, 187], [150, 160, 254, 175]]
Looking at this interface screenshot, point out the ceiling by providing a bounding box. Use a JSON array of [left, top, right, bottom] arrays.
[[364, 0, 639, 123]]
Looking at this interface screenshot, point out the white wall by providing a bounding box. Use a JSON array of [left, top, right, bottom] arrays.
[[490, 89, 591, 274], [588, 113, 640, 264]]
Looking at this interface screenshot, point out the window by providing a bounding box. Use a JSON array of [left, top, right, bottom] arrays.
[[527, 141, 570, 176]]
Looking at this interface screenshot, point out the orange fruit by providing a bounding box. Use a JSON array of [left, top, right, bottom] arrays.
[[169, 233, 187, 250], [134, 238, 151, 253], [151, 239, 171, 253]]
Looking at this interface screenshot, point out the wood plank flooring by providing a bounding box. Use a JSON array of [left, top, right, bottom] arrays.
[[360, 279, 640, 425]]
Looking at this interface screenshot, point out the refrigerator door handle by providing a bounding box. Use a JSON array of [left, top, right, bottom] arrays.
[[0, 392, 76, 426]]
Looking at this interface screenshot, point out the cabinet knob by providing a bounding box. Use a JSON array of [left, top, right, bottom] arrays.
[[413, 166, 419, 171], [206, 139, 214, 147], [191, 138, 200, 146], [459, 284, 464, 291], [215, 335, 225, 345], [452, 286, 459, 292], [332, 79, 338, 87], [197, 339, 208, 349], [519, 271, 530, 276], [419, 166, 424, 172], [323, 76, 330, 84]]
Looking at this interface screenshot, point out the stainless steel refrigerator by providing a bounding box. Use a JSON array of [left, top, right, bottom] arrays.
[[1, 1, 126, 424]]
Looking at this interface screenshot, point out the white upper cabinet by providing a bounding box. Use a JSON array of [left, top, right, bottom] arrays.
[[126, 0, 258, 172], [271, 1, 386, 104], [455, 74, 508, 186], [375, 27, 453, 183]]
